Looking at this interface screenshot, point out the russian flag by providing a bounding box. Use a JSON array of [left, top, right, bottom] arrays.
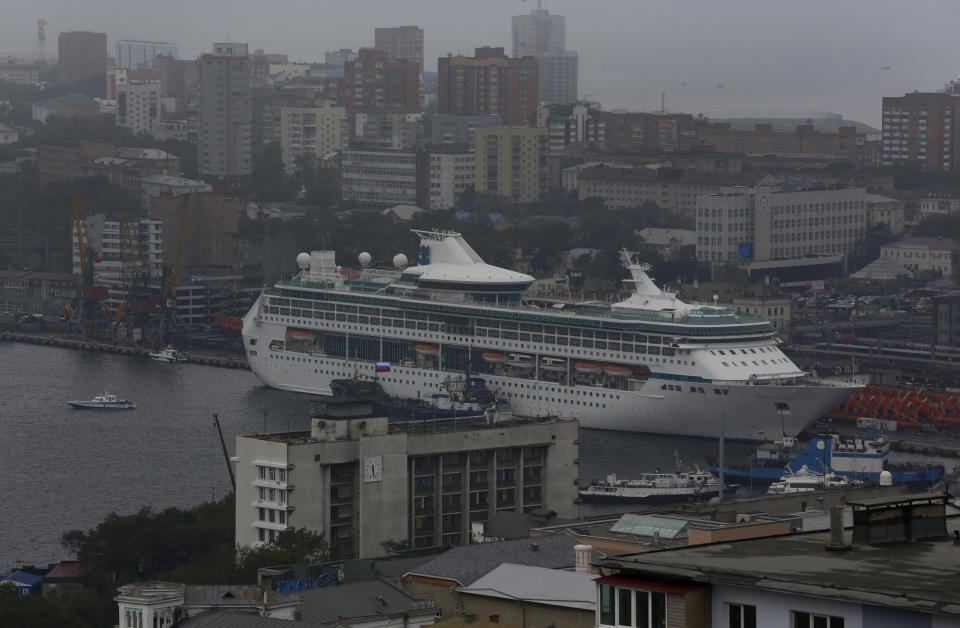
[[375, 362, 390, 373]]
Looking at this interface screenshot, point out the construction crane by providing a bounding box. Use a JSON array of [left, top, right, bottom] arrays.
[[148, 194, 190, 345], [67, 195, 110, 337]]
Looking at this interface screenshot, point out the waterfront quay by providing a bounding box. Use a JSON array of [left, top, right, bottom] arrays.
[[0, 331, 250, 369]]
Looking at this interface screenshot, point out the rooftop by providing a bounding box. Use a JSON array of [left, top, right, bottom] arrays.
[[116, 147, 178, 161], [298, 578, 433, 625], [599, 516, 960, 616], [404, 534, 602, 586], [458, 563, 597, 610], [180, 613, 323, 628], [882, 237, 959, 252]]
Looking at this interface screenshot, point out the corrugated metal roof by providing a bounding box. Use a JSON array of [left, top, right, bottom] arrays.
[[460, 563, 597, 610], [609, 514, 690, 539], [0, 570, 43, 586], [298, 578, 432, 625], [404, 534, 601, 586]]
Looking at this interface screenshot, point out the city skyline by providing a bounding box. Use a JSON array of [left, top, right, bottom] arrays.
[[2, 0, 959, 126]]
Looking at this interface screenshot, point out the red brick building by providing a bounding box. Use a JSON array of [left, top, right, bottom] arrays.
[[57, 31, 107, 86], [600, 112, 699, 153], [374, 26, 424, 75], [696, 122, 866, 165], [881, 91, 960, 171], [342, 49, 419, 138], [437, 47, 539, 127]]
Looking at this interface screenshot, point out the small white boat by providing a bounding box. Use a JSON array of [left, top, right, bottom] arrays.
[[67, 392, 136, 410], [540, 357, 566, 372], [149, 345, 187, 363], [767, 465, 852, 494], [507, 353, 534, 369], [580, 468, 723, 503]]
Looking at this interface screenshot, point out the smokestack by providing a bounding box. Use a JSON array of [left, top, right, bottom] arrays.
[[825, 506, 851, 552], [574, 544, 592, 573]]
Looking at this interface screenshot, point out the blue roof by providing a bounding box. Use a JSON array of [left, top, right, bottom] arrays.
[[1, 570, 43, 586]]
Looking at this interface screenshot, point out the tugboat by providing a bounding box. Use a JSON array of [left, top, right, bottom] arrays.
[[67, 392, 136, 410], [580, 453, 729, 504], [149, 345, 187, 363]]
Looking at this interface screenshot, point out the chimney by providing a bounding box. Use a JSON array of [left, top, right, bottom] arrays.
[[825, 506, 851, 552], [574, 544, 592, 573], [375, 595, 384, 614]]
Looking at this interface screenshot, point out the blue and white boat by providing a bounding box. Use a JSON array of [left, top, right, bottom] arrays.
[[67, 392, 136, 410], [711, 434, 943, 486]]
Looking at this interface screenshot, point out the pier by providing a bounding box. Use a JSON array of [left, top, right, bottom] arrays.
[[0, 331, 250, 370]]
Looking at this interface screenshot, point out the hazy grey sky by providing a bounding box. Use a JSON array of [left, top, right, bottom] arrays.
[[4, 0, 959, 126]]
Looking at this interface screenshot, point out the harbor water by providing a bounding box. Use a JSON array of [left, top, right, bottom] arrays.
[[0, 341, 940, 567]]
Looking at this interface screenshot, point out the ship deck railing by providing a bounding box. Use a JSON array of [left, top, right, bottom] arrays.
[[272, 279, 772, 330]]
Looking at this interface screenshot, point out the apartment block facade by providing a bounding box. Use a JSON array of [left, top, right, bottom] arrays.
[[437, 47, 539, 127], [116, 82, 161, 135], [279, 105, 348, 177], [416, 145, 475, 210], [57, 31, 107, 86], [374, 26, 424, 75], [198, 43, 252, 180], [474, 126, 548, 203], [695, 186, 867, 263], [881, 91, 960, 171]]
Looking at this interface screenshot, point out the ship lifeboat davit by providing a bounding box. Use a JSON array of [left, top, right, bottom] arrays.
[[508, 353, 535, 369], [289, 329, 312, 339], [541, 357, 566, 372], [604, 365, 632, 377], [415, 344, 440, 356], [482, 351, 507, 363], [574, 362, 603, 375]]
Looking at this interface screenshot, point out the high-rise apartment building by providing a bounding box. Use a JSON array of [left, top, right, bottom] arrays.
[[512, 8, 578, 104], [437, 47, 539, 127], [474, 126, 548, 203], [116, 83, 161, 135], [881, 92, 960, 171], [279, 105, 348, 177], [58, 31, 107, 86], [198, 43, 252, 180], [374, 26, 424, 75], [115, 40, 178, 70], [416, 144, 475, 210], [343, 49, 419, 138]]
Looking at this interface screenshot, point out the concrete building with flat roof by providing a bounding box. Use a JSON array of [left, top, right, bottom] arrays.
[[474, 126, 548, 203], [594, 494, 959, 628], [198, 43, 252, 181], [58, 31, 107, 86], [279, 105, 347, 177], [234, 400, 579, 560], [116, 82, 161, 135], [340, 148, 418, 207], [374, 26, 424, 76]]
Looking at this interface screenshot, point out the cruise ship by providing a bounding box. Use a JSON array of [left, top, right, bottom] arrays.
[[241, 229, 861, 440]]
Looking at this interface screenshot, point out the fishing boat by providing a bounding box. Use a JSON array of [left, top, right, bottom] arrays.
[[67, 392, 136, 410], [149, 345, 187, 363], [709, 434, 943, 486], [241, 230, 862, 439], [766, 465, 852, 494]]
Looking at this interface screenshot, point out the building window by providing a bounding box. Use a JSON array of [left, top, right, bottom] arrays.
[[598, 585, 666, 627], [792, 612, 844, 628], [728, 603, 757, 628]]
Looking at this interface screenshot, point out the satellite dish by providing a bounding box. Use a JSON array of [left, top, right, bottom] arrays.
[[393, 253, 408, 269], [358, 251, 372, 267], [296, 252, 311, 269]]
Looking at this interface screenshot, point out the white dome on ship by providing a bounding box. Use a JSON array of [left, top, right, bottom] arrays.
[[296, 252, 311, 269], [393, 253, 408, 269], [358, 251, 372, 266]]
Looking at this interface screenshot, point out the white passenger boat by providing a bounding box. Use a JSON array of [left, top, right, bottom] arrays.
[[580, 467, 723, 503], [766, 465, 852, 494], [240, 229, 862, 439], [67, 392, 136, 410], [149, 345, 187, 363]]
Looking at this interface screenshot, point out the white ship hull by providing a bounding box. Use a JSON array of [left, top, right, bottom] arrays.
[[242, 317, 855, 441], [579, 484, 720, 502]]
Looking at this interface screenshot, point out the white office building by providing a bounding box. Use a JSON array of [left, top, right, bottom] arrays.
[[696, 186, 867, 263], [116, 82, 161, 135], [198, 43, 252, 179], [427, 149, 474, 210], [279, 105, 347, 177]]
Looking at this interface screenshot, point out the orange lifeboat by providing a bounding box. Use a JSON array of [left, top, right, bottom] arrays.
[[574, 362, 603, 374], [482, 351, 507, 363], [603, 365, 632, 377], [290, 329, 312, 339], [634, 365, 652, 378], [415, 344, 440, 356]]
